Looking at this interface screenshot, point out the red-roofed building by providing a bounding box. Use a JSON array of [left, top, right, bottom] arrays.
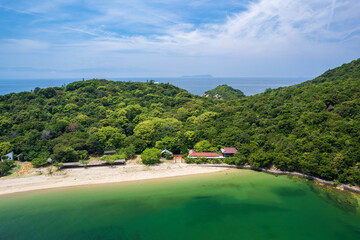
[[188, 150, 224, 159], [221, 147, 238, 157], [188, 147, 238, 159]]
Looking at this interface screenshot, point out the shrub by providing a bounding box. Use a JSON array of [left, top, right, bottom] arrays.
[[77, 150, 89, 160], [163, 152, 173, 160], [52, 145, 78, 163], [184, 157, 193, 164], [123, 145, 136, 159], [224, 157, 236, 165], [141, 148, 161, 165], [0, 159, 14, 176], [235, 156, 247, 166], [54, 162, 64, 170], [185, 157, 223, 164], [102, 153, 126, 161], [32, 157, 48, 168]]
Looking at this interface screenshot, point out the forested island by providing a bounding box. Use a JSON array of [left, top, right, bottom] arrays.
[[202, 84, 245, 99], [0, 59, 359, 185]]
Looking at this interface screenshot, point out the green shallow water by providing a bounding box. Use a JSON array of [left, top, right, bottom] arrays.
[[0, 169, 360, 240]]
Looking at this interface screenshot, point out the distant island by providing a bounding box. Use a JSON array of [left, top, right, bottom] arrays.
[[202, 84, 245, 99], [181, 74, 213, 78]]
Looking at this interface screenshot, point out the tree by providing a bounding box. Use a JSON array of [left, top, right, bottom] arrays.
[[155, 136, 181, 153], [32, 157, 48, 168], [141, 148, 161, 165], [74, 114, 92, 126], [155, 119, 182, 138], [95, 126, 126, 149], [0, 142, 12, 157], [133, 120, 156, 144], [124, 104, 143, 122], [123, 144, 136, 159], [249, 150, 274, 168], [194, 140, 218, 152], [63, 103, 78, 113], [38, 87, 56, 98], [163, 152, 173, 160], [52, 145, 78, 163], [0, 119, 12, 133], [86, 134, 104, 153], [124, 136, 147, 153], [0, 160, 13, 176]]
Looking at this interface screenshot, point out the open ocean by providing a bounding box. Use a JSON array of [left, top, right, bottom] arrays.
[[0, 77, 308, 96]]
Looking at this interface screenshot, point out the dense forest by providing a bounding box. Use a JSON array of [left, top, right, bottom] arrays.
[[0, 59, 359, 184]]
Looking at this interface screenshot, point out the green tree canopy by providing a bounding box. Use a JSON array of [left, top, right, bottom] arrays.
[[0, 142, 12, 157], [194, 140, 218, 152], [95, 126, 126, 150], [141, 148, 161, 165]]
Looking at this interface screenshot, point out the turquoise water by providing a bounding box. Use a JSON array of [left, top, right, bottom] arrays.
[[0, 170, 359, 240], [0, 77, 307, 96]]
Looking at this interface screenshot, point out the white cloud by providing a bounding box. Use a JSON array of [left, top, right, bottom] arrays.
[[72, 0, 358, 57], [0, 0, 359, 78]]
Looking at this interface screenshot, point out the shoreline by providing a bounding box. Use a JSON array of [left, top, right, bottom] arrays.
[[0, 163, 227, 196], [198, 163, 360, 194], [1, 162, 359, 196]]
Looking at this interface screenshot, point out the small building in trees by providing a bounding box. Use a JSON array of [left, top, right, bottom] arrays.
[[1, 151, 14, 162], [104, 149, 116, 155], [161, 149, 174, 160], [188, 148, 238, 159], [161, 149, 173, 156], [220, 147, 238, 157]]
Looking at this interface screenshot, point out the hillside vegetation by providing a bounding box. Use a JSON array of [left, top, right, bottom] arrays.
[[0, 59, 359, 184]]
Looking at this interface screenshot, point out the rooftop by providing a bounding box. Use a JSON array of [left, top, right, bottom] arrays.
[[221, 147, 238, 154], [188, 150, 223, 158]]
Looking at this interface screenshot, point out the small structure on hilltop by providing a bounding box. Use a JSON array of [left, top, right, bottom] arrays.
[[221, 147, 238, 157], [188, 150, 224, 159]]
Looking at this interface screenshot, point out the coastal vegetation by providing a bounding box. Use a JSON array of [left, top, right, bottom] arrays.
[[141, 148, 162, 165], [0, 59, 359, 184]]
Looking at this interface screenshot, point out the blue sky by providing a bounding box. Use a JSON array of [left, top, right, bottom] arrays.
[[0, 0, 359, 79]]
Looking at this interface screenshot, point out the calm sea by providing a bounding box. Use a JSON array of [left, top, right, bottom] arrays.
[[0, 77, 308, 96], [0, 170, 359, 240]]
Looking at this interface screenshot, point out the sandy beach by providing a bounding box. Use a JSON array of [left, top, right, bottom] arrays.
[[0, 163, 227, 196]]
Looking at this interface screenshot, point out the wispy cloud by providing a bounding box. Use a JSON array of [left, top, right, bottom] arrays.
[[328, 0, 337, 30], [1, 39, 49, 52]]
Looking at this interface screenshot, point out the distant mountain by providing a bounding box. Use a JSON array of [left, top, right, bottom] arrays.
[[202, 84, 245, 99]]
